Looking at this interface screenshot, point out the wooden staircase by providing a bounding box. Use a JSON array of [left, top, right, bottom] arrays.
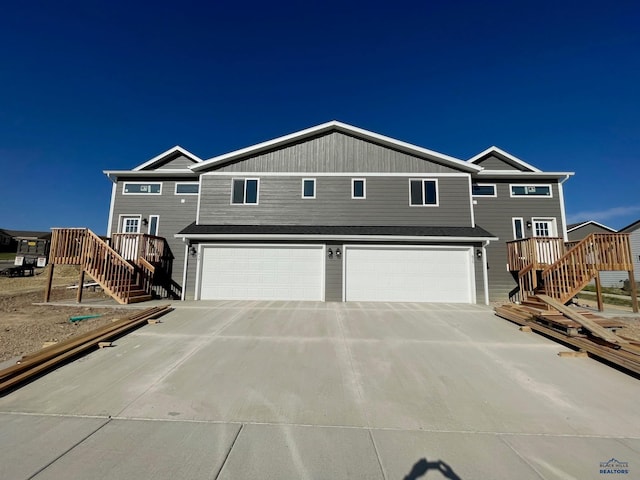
[[47, 228, 166, 305], [507, 233, 638, 312]]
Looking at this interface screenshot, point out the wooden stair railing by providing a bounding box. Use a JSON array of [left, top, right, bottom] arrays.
[[49, 228, 154, 305], [540, 233, 634, 305]]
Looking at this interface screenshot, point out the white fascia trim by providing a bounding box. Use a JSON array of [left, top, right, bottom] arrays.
[[476, 171, 575, 179], [468, 146, 542, 172], [104, 170, 199, 179], [195, 175, 203, 226], [566, 220, 616, 233], [201, 171, 470, 178], [106, 182, 116, 236], [175, 233, 499, 242], [133, 146, 204, 171], [191, 121, 481, 173]]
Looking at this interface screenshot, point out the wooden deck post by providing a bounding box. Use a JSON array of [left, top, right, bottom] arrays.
[[629, 271, 639, 313], [44, 263, 55, 302], [594, 272, 604, 312], [77, 269, 85, 303]]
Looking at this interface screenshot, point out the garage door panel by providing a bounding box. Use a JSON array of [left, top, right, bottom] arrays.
[[345, 246, 474, 303], [200, 245, 323, 301]]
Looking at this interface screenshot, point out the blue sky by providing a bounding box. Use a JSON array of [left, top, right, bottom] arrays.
[[1, 0, 639, 234]]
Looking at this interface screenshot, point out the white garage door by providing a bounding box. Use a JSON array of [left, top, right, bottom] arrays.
[[345, 246, 475, 303], [199, 245, 324, 301]]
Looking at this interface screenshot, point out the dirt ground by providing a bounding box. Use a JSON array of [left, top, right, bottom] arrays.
[[0, 266, 130, 362]]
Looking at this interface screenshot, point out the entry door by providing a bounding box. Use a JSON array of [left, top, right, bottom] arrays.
[[532, 218, 558, 264], [119, 216, 140, 260]]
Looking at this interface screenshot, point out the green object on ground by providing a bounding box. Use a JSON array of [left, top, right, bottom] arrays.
[[69, 314, 103, 323]]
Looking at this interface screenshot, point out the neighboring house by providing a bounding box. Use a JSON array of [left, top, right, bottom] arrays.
[[104, 121, 574, 304], [598, 219, 640, 287], [566, 220, 616, 242], [0, 229, 50, 252]]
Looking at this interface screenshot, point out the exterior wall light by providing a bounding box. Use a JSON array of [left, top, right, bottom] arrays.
[[328, 248, 333, 258], [336, 248, 342, 258], [526, 221, 532, 229], [189, 246, 197, 256], [476, 249, 482, 258], [142, 218, 149, 226]]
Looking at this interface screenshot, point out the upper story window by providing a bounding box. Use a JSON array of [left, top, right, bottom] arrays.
[[175, 182, 199, 195], [302, 178, 316, 198], [472, 183, 496, 197], [510, 184, 552, 197], [123, 182, 162, 195], [352, 179, 366, 199], [409, 179, 438, 206], [232, 178, 259, 204]]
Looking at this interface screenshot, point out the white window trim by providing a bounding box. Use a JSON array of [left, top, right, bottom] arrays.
[[301, 178, 316, 199], [230, 178, 260, 205], [351, 178, 366, 199], [472, 183, 497, 198], [174, 182, 199, 195], [122, 182, 162, 195], [532, 217, 558, 237], [117, 214, 142, 233], [512, 217, 525, 240], [408, 178, 439, 207], [509, 184, 553, 198], [147, 215, 160, 236]]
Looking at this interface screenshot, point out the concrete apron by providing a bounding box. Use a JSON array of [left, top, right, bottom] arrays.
[[0, 301, 638, 479]]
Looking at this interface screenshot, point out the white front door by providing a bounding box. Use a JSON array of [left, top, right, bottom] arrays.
[[118, 216, 141, 260], [532, 218, 558, 264]]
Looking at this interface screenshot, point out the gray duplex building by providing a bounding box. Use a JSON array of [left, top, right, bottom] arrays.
[[104, 121, 573, 303]]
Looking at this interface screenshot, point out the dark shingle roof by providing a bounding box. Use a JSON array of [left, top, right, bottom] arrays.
[[177, 223, 496, 238]]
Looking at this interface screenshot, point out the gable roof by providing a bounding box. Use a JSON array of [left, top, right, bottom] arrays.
[[468, 146, 542, 172], [566, 220, 616, 233], [619, 218, 640, 233], [133, 146, 203, 171], [191, 121, 482, 173]]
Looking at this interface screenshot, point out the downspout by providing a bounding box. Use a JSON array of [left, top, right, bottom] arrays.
[[558, 174, 571, 242], [181, 239, 189, 301], [482, 240, 490, 305]]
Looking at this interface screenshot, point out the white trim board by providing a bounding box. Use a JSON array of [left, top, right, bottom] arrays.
[[177, 233, 499, 242]]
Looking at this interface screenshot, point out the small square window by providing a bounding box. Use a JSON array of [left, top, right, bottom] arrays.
[[352, 179, 366, 199], [409, 179, 438, 206], [302, 179, 316, 198], [231, 178, 259, 204]]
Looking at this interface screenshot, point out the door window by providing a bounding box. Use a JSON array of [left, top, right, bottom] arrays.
[[532, 219, 556, 237], [121, 217, 140, 233]]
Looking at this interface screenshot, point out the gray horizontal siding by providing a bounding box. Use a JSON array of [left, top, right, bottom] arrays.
[[198, 175, 473, 227], [156, 154, 196, 170], [472, 180, 563, 301], [475, 155, 524, 171], [214, 132, 461, 173], [110, 178, 199, 296]]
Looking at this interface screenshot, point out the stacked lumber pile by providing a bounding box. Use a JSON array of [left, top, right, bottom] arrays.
[[495, 299, 640, 376], [0, 304, 172, 395]]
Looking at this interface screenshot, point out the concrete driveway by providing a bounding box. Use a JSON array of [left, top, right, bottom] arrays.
[[1, 301, 638, 479]]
